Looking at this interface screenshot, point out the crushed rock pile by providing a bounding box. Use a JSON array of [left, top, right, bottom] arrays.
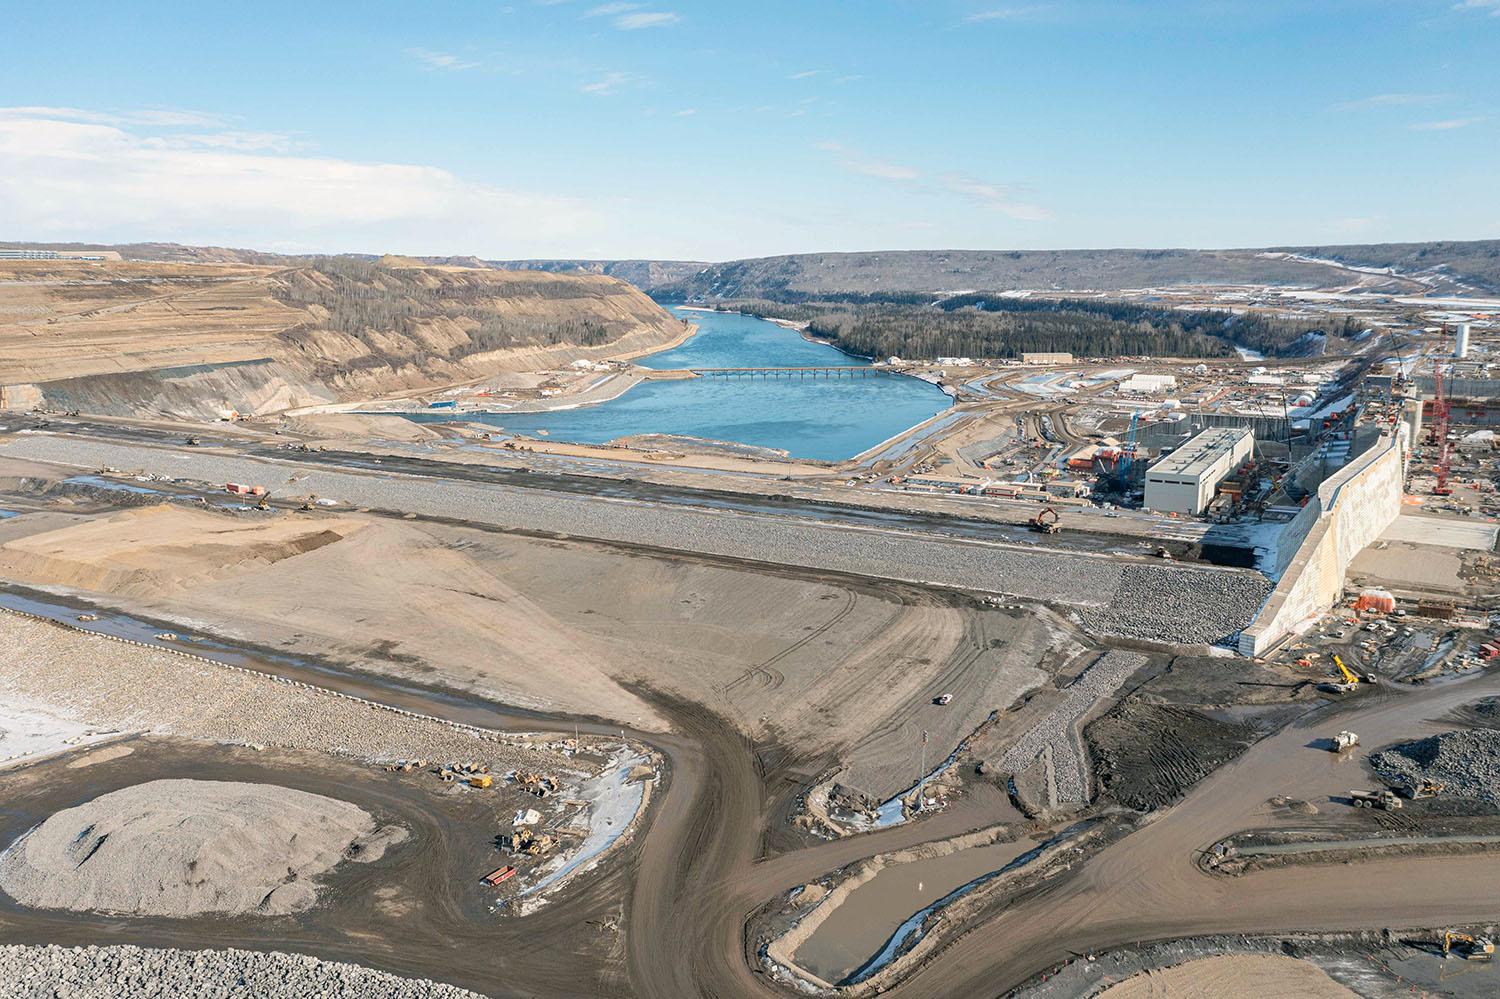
[[1370, 729, 1500, 805], [1079, 565, 1272, 646], [0, 944, 485, 999], [0, 779, 405, 917]]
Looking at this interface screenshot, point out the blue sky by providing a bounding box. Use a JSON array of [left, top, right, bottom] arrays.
[[1, 1, 1496, 259]]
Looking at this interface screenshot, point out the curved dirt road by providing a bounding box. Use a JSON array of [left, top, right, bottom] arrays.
[[627, 671, 1500, 998]]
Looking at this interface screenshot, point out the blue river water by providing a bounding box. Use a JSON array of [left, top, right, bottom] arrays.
[[405, 308, 951, 462]]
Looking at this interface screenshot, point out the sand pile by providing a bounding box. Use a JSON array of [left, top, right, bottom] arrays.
[[0, 779, 405, 917], [1097, 954, 1355, 998]]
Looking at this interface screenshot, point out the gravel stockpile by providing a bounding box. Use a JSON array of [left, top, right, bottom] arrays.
[[6, 436, 1270, 645], [1000, 651, 1148, 806], [0, 614, 569, 774], [1080, 564, 1272, 646], [0, 779, 400, 916], [1370, 729, 1500, 804], [0, 944, 487, 998]]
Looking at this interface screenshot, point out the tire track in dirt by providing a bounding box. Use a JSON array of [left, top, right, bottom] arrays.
[[722, 591, 858, 695]]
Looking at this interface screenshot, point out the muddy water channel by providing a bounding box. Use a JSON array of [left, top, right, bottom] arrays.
[[793, 836, 1042, 985]]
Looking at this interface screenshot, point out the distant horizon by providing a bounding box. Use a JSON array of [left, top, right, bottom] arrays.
[[4, 234, 1497, 266], [3, 2, 1497, 259]]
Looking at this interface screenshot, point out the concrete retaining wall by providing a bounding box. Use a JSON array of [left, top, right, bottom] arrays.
[[1238, 429, 1406, 657]]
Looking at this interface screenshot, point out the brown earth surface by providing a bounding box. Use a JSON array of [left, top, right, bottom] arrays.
[[0, 501, 1057, 798], [0, 258, 684, 419], [1095, 954, 1355, 998]]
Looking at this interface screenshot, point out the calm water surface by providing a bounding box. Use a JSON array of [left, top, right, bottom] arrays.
[[409, 308, 950, 461]]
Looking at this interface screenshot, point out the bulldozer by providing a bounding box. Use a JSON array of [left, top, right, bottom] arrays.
[[1401, 779, 1445, 800], [1028, 507, 1060, 535], [1444, 930, 1495, 961]]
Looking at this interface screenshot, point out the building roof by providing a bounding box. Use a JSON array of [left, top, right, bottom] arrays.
[[1147, 427, 1251, 479]]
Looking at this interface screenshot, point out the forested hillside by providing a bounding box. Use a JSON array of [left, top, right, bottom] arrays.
[[728, 297, 1365, 360]]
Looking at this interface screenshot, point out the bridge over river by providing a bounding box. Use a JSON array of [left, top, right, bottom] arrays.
[[652, 366, 893, 379]]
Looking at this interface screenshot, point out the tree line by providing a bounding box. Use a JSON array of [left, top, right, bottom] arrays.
[[703, 295, 1364, 360]]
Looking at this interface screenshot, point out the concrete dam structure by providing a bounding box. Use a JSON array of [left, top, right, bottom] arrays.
[[1238, 427, 1408, 657]]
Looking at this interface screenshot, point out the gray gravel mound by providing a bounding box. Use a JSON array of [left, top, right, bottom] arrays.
[[0, 779, 404, 917], [6, 436, 1271, 645], [1079, 564, 1272, 646], [1370, 729, 1500, 804], [0, 944, 486, 999]]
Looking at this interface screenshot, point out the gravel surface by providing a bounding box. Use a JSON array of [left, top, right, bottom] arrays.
[[4, 436, 1270, 645], [0, 613, 569, 775], [0, 944, 486, 998], [1079, 564, 1271, 645], [1000, 651, 1147, 806], [0, 779, 400, 917], [1370, 729, 1500, 805]]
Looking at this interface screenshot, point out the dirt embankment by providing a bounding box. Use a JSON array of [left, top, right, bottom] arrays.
[[0, 258, 686, 420]]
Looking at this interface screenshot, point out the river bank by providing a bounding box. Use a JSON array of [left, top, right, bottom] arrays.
[[399, 308, 953, 463]]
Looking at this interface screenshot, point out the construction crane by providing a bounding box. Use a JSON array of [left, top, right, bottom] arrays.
[[1432, 360, 1454, 496], [1116, 409, 1141, 492], [1320, 654, 1377, 693]]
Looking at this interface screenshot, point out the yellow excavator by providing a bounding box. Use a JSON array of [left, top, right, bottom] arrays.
[[1444, 930, 1495, 961]]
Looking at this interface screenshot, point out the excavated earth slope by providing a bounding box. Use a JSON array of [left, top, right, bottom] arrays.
[[0, 258, 685, 418]]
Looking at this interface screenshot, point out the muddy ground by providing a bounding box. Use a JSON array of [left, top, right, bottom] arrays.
[[0, 738, 642, 998], [1086, 655, 1319, 811]]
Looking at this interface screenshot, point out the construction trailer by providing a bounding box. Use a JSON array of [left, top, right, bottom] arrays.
[[1143, 427, 1254, 515]]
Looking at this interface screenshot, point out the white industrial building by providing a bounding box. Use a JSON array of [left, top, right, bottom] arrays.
[[1144, 427, 1254, 515], [1119, 373, 1177, 394]]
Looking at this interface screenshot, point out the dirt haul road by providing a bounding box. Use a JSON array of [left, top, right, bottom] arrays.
[[624, 671, 1500, 999]]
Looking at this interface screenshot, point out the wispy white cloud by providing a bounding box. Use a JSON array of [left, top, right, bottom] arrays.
[[941, 174, 1051, 220], [584, 3, 677, 28], [1453, 0, 1500, 16], [0, 107, 598, 255], [789, 69, 824, 80], [962, 5, 1050, 24], [144, 130, 297, 153], [1410, 117, 1483, 130], [579, 71, 640, 95], [832, 74, 865, 85], [616, 11, 678, 28], [673, 108, 697, 117], [817, 141, 1049, 221], [816, 141, 919, 181], [407, 48, 481, 71], [1333, 92, 1446, 111], [4, 106, 227, 128]]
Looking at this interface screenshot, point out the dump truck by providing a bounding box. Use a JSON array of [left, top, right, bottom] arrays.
[[481, 865, 517, 886], [469, 774, 493, 789], [1350, 788, 1402, 810], [1330, 730, 1359, 753]]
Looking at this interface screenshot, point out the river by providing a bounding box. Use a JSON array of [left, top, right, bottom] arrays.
[[408, 308, 952, 462]]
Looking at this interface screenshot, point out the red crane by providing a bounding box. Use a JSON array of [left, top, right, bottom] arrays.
[[1432, 360, 1453, 496]]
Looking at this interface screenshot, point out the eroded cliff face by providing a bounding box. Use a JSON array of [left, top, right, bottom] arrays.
[[0, 257, 686, 419]]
